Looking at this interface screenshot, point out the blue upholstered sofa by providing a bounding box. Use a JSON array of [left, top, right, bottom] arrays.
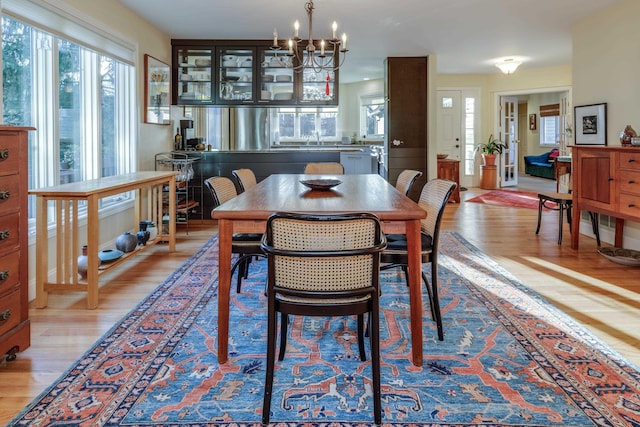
[[524, 149, 558, 179]]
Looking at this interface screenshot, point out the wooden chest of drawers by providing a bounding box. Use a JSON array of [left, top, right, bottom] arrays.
[[571, 145, 640, 249], [437, 159, 461, 202], [0, 126, 33, 361]]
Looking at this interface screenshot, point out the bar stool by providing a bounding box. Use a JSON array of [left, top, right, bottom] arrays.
[[535, 192, 601, 246]]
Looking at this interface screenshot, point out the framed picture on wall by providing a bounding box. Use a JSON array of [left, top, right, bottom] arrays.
[[144, 54, 170, 125], [574, 103, 607, 145], [529, 113, 536, 130]]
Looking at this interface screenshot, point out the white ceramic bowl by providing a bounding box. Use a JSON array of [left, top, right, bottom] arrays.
[[261, 90, 271, 100], [194, 58, 211, 67], [275, 74, 292, 82], [222, 55, 237, 61], [273, 92, 293, 100], [222, 60, 237, 67], [180, 74, 192, 81]]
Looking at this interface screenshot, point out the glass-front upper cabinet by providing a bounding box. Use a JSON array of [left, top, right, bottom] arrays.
[[257, 47, 295, 104], [217, 47, 255, 104], [174, 48, 213, 104], [300, 49, 338, 105]]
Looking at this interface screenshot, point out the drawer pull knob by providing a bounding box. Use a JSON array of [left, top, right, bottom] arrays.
[[629, 180, 636, 184], [0, 309, 10, 323], [629, 159, 636, 163], [0, 230, 9, 240], [0, 270, 8, 282], [0, 190, 10, 200], [0, 149, 8, 161], [630, 204, 637, 208], [608, 177, 614, 181]]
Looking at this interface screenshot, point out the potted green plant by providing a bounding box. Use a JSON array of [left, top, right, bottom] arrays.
[[474, 134, 507, 165]]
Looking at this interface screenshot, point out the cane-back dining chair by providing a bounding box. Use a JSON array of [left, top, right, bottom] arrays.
[[303, 162, 344, 174], [260, 212, 387, 425], [204, 176, 263, 293], [380, 178, 457, 341], [395, 169, 423, 196], [231, 168, 257, 193]]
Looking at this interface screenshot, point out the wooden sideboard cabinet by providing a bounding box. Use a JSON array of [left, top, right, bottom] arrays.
[[437, 158, 460, 202], [571, 146, 640, 249], [0, 126, 34, 361]]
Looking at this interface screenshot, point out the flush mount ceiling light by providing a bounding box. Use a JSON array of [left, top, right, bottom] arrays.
[[496, 58, 522, 74], [270, 0, 348, 73]]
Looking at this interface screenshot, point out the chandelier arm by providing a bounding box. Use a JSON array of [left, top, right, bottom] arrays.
[[269, 0, 347, 74]]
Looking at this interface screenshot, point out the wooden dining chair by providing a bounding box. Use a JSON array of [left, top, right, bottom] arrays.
[[231, 168, 257, 193], [395, 169, 423, 196], [303, 162, 344, 174], [204, 176, 264, 293], [260, 212, 386, 425], [380, 178, 457, 342], [535, 191, 601, 246]]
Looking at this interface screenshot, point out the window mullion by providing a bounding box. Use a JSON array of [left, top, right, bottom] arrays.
[[32, 31, 56, 188], [80, 49, 100, 180]]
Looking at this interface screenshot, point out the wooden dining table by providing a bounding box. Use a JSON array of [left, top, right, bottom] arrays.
[[211, 174, 428, 366]]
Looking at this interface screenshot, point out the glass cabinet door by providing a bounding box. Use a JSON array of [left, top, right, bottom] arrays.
[[300, 50, 337, 105], [176, 48, 213, 104], [217, 48, 255, 104], [258, 47, 294, 104]]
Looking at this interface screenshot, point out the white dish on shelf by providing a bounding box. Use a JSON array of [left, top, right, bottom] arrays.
[[273, 92, 293, 100], [262, 74, 274, 82], [222, 60, 237, 67], [261, 90, 271, 100], [275, 74, 292, 82], [222, 55, 237, 61], [194, 58, 211, 67], [180, 74, 192, 81]]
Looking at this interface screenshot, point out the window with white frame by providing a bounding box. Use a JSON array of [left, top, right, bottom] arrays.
[[539, 103, 560, 146], [273, 107, 338, 143], [2, 14, 135, 225], [540, 116, 560, 146], [360, 95, 385, 140]]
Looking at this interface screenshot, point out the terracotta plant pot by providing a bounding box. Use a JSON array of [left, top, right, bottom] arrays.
[[482, 153, 497, 166]]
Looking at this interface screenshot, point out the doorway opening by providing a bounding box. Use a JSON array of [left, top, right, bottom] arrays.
[[493, 86, 571, 193]]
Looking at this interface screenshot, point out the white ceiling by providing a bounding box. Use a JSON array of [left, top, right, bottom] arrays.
[[118, 0, 621, 83]]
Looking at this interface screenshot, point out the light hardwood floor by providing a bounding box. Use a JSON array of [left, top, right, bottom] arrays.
[[1, 183, 638, 424]]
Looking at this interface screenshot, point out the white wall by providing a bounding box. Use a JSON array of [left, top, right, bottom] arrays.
[[572, 0, 640, 249], [338, 79, 384, 141]]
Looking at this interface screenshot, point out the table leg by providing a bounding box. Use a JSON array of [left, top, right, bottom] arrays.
[[217, 219, 233, 364], [405, 219, 423, 367], [168, 176, 176, 252], [86, 195, 100, 309], [35, 196, 49, 308]]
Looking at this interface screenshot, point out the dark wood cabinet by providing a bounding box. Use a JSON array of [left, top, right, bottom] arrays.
[[385, 56, 428, 201], [0, 126, 33, 361], [172, 39, 338, 106]]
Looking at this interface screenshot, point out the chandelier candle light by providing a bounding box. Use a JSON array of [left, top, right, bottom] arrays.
[[271, 0, 348, 72]]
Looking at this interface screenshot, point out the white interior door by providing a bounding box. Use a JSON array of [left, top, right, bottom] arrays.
[[500, 96, 518, 187]]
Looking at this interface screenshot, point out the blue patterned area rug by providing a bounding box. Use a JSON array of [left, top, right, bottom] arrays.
[[8, 232, 640, 426]]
